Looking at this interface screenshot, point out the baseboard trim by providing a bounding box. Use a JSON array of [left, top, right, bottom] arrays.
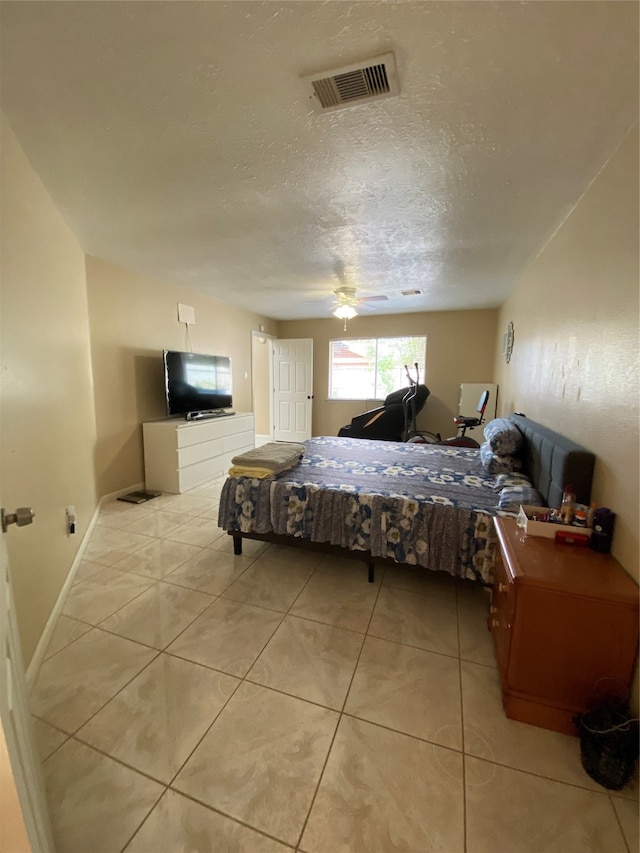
[[26, 482, 145, 690]]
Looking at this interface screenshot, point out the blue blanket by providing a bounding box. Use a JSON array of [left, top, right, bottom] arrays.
[[218, 436, 499, 582]]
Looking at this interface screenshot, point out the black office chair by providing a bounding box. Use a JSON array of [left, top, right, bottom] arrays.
[[436, 390, 490, 447], [453, 389, 490, 437], [338, 384, 430, 442]]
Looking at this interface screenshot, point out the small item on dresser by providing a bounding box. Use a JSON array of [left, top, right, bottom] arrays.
[[530, 510, 550, 522], [574, 509, 588, 527], [590, 507, 616, 553], [560, 485, 576, 524], [555, 529, 590, 546], [517, 504, 592, 539], [587, 502, 597, 528]]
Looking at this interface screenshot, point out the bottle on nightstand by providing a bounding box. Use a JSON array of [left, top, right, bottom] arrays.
[[560, 484, 576, 524]]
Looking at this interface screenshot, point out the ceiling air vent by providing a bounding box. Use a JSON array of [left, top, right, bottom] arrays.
[[302, 52, 399, 113]]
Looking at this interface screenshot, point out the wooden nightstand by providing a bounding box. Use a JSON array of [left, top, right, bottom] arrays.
[[490, 516, 639, 735]]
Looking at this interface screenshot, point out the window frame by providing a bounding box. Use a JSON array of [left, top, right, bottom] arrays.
[[327, 335, 427, 402]]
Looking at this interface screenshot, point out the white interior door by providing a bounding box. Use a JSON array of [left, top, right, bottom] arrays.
[[273, 339, 313, 442], [1, 515, 54, 852]]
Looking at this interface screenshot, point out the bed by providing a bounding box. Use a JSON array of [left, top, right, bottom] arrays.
[[218, 414, 595, 585]]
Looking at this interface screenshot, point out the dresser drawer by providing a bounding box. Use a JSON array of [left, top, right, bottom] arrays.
[[178, 457, 225, 491], [490, 549, 515, 676], [144, 413, 255, 493], [176, 420, 223, 448], [223, 431, 254, 454], [177, 437, 223, 468], [221, 414, 253, 436]]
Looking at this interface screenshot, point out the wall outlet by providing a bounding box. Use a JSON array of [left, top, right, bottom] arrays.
[[65, 505, 76, 535]]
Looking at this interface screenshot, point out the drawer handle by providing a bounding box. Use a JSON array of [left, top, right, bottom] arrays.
[[489, 605, 497, 614], [498, 582, 508, 593], [491, 618, 500, 628]]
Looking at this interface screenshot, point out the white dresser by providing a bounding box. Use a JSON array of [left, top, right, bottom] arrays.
[[142, 413, 255, 494]]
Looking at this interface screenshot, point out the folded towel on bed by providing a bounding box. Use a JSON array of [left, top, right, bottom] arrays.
[[228, 461, 299, 479], [229, 441, 305, 478], [231, 441, 305, 472]]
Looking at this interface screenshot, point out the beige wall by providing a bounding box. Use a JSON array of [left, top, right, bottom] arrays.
[[0, 113, 279, 665], [251, 333, 272, 436], [277, 310, 499, 439], [494, 122, 639, 580], [0, 115, 98, 664], [86, 256, 278, 496]]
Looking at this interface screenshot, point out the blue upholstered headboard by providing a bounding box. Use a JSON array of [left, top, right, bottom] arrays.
[[508, 414, 595, 509]]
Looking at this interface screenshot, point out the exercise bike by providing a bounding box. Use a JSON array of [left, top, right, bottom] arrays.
[[403, 369, 490, 448], [402, 364, 441, 444], [436, 389, 490, 448]]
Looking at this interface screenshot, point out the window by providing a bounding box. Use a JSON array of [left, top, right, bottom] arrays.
[[328, 336, 427, 400]]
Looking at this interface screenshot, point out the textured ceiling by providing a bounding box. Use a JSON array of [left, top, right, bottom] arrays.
[[0, 1, 637, 320]]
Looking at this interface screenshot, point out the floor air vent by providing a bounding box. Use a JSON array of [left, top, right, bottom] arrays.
[[302, 53, 399, 113]]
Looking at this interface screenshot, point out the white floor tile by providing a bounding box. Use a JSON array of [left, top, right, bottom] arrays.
[[30, 475, 635, 853]]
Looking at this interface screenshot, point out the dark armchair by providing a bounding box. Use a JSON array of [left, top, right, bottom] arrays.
[[338, 384, 430, 442]]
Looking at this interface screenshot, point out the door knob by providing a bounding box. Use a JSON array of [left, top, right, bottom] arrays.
[[1, 507, 35, 533]]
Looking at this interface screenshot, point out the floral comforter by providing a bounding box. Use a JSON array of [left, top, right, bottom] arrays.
[[217, 436, 499, 583]]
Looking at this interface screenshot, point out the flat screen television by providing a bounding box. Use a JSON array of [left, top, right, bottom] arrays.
[[163, 350, 233, 419]]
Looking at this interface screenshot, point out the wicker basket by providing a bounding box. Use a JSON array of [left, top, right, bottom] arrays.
[[575, 701, 639, 790]]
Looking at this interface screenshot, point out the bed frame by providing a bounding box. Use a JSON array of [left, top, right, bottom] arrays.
[[508, 414, 594, 507], [228, 414, 595, 581]]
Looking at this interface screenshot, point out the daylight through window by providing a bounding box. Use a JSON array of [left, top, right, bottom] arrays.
[[329, 336, 427, 400]]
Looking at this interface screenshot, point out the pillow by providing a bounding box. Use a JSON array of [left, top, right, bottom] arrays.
[[480, 441, 522, 475], [497, 484, 545, 513], [483, 418, 523, 456], [492, 472, 532, 492]]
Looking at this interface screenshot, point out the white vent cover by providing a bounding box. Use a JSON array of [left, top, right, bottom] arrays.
[[302, 52, 399, 113]]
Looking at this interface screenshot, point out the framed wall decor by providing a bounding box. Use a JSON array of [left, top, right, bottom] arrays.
[[503, 321, 514, 363]]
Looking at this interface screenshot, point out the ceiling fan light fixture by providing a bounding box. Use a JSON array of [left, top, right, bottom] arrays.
[[333, 304, 357, 320]]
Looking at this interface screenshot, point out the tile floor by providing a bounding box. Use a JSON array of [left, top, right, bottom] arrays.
[[29, 478, 638, 853]]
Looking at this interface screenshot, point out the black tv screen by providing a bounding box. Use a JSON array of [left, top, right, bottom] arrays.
[[163, 350, 233, 418]]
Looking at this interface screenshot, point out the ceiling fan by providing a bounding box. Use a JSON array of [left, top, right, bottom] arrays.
[[332, 284, 388, 327], [324, 259, 388, 327]]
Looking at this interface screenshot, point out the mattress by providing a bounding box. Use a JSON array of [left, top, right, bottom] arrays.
[[218, 436, 499, 583]]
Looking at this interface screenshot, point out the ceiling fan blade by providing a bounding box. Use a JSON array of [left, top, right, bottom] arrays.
[[359, 295, 389, 303]]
